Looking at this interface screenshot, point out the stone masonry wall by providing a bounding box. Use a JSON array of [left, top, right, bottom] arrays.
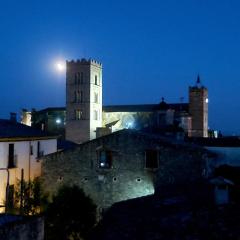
[[42, 130, 207, 210]]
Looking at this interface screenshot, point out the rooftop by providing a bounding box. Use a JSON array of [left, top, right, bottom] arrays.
[[186, 137, 240, 147], [27, 102, 189, 115], [103, 103, 189, 113], [0, 119, 56, 140]]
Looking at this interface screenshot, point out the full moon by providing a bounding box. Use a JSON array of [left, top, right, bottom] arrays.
[[55, 61, 65, 72]]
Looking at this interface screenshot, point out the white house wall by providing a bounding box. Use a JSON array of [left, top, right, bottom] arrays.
[[0, 138, 57, 210]]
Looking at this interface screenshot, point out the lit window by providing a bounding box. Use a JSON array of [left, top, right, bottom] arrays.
[[145, 150, 159, 169], [95, 75, 98, 85], [94, 92, 98, 103], [94, 110, 98, 120], [98, 151, 112, 169], [75, 110, 83, 120]]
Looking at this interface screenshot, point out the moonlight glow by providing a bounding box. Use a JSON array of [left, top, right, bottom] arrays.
[[55, 61, 65, 72]]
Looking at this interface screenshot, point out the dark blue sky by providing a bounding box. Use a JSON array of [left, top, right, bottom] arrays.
[[0, 0, 240, 134]]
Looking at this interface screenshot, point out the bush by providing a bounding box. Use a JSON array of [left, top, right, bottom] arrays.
[[45, 185, 96, 240]]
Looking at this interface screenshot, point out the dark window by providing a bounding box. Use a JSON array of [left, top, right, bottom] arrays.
[[8, 144, 16, 168], [99, 151, 112, 169], [74, 91, 77, 102], [37, 142, 44, 158], [7, 185, 14, 209], [80, 72, 83, 84], [95, 75, 98, 85], [77, 73, 80, 84], [30, 145, 33, 155], [145, 150, 159, 169], [37, 141, 40, 158], [74, 73, 78, 84], [75, 91, 83, 103], [80, 91, 83, 102]]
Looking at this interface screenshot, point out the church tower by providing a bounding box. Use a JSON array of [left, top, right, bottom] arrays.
[[66, 59, 102, 143], [189, 75, 208, 137]]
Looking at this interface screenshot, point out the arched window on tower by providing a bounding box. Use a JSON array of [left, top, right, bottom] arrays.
[[74, 91, 77, 102], [74, 73, 78, 85], [80, 72, 83, 84], [80, 91, 83, 102], [77, 72, 81, 85], [95, 75, 98, 85], [75, 110, 83, 120]]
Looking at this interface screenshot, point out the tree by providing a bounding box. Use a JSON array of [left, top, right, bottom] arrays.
[[11, 177, 48, 215], [45, 185, 97, 240]]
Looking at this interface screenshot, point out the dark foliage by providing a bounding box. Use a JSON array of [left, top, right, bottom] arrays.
[[45, 185, 96, 240]]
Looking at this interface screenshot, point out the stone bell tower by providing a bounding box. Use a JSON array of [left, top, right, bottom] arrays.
[[66, 58, 103, 143], [189, 75, 208, 137]]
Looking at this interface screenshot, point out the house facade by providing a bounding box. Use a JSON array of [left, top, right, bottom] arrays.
[[0, 119, 57, 211]]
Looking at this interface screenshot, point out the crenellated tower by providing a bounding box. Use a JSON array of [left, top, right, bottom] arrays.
[[189, 75, 208, 137], [65, 58, 103, 143]]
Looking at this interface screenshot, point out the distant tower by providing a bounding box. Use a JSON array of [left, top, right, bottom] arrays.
[[66, 59, 103, 143], [189, 75, 208, 137]]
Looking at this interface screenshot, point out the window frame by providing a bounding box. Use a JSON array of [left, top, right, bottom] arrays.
[[145, 149, 159, 169], [8, 143, 16, 168], [94, 75, 98, 85], [75, 109, 83, 120], [98, 150, 113, 169]]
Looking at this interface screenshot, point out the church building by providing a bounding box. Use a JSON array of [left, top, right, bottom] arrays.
[[21, 58, 209, 143]]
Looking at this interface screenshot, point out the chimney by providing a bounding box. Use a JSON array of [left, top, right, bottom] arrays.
[[10, 112, 17, 123]]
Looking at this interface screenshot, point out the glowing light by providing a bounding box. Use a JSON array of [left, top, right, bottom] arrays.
[[56, 118, 61, 124], [127, 122, 134, 128], [55, 61, 65, 72], [205, 98, 209, 103]]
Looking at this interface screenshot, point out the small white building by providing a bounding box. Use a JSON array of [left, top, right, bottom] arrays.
[[0, 118, 57, 211]]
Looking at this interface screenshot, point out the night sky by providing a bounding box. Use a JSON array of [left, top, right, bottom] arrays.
[[0, 0, 240, 134]]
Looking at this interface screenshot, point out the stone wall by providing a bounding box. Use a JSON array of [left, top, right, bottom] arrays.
[[42, 130, 208, 211]]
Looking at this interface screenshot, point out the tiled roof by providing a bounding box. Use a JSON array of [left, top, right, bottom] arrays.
[[32, 103, 189, 114]]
